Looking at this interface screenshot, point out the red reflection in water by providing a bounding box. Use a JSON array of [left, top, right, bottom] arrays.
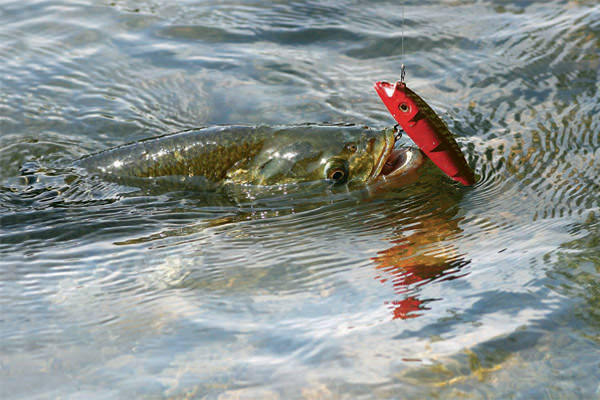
[[372, 217, 470, 320]]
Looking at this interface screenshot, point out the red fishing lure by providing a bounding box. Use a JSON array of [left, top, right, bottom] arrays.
[[374, 81, 476, 186]]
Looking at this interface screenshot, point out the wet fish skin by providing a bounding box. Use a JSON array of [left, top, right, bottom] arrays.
[[76, 125, 267, 182], [76, 124, 422, 186]]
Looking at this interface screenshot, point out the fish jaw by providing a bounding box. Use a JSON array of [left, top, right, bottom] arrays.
[[381, 147, 425, 178], [368, 128, 396, 182], [367, 128, 425, 183]]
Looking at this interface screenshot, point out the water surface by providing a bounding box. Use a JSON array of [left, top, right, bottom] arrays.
[[1, 0, 599, 398]]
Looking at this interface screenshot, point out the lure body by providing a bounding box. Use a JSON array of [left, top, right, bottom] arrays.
[[374, 81, 475, 185]]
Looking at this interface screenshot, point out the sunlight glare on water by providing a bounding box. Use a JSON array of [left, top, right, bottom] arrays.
[[1, 0, 599, 399]]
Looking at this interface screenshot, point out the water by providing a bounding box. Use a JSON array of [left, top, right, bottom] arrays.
[[1, 0, 599, 398]]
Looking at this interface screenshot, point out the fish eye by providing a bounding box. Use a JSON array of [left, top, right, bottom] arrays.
[[325, 160, 349, 184], [329, 169, 345, 181], [399, 103, 410, 113]]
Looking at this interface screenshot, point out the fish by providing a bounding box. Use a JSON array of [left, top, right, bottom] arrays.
[[76, 124, 425, 187], [374, 81, 476, 186]]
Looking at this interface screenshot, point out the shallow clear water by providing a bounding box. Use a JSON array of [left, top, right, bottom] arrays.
[[1, 0, 599, 398]]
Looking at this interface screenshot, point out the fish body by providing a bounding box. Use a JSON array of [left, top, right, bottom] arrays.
[[77, 124, 424, 187], [374, 81, 476, 186]]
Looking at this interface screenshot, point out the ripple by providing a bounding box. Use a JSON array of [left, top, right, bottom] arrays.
[[2, 0, 600, 398]]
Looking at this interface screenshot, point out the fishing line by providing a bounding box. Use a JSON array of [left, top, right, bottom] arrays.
[[394, 2, 406, 138], [373, 2, 476, 186], [401, 3, 405, 83]]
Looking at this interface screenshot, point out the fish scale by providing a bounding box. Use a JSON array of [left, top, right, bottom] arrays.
[[75, 124, 424, 186]]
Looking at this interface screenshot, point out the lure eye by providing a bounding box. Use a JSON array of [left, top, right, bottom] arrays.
[[399, 103, 410, 113]]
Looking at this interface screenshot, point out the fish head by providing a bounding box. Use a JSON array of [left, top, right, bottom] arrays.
[[374, 81, 420, 127], [243, 124, 424, 186]]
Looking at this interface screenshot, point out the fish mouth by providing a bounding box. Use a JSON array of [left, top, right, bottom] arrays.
[[370, 130, 424, 182], [381, 148, 412, 176], [369, 129, 396, 181]]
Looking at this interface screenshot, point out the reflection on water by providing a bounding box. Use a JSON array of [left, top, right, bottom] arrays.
[[1, 0, 600, 398], [365, 182, 469, 320], [373, 213, 471, 320]]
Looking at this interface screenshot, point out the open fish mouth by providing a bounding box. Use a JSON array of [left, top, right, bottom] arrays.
[[371, 131, 424, 181], [381, 148, 410, 176], [379, 146, 424, 180]]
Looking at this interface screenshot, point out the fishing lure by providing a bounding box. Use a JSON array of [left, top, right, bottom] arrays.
[[374, 80, 476, 186]]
